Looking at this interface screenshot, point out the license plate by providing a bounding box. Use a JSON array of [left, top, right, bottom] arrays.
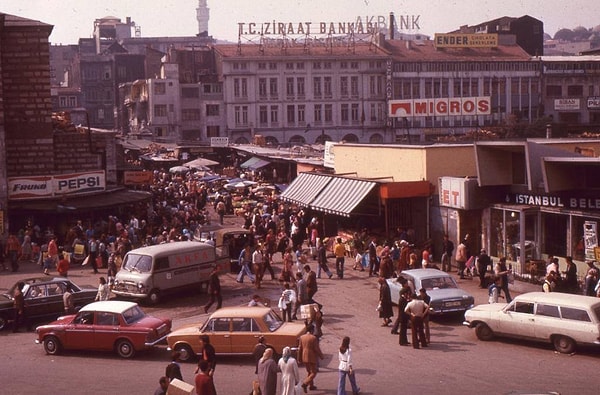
[[445, 301, 461, 307]]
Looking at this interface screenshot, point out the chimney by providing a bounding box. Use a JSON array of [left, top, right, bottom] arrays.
[[389, 12, 395, 40]]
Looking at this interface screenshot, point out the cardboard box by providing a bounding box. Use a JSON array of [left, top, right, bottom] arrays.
[[300, 303, 318, 320], [167, 379, 195, 395]]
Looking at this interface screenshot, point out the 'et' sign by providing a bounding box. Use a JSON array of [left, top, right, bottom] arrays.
[[439, 177, 467, 209]]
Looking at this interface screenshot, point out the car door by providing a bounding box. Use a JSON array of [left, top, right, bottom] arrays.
[[43, 283, 66, 318], [497, 300, 536, 339], [23, 284, 51, 319], [229, 317, 260, 354], [93, 311, 121, 351], [63, 310, 96, 350], [203, 317, 232, 354]]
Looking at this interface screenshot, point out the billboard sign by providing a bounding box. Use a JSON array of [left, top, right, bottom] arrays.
[[587, 96, 600, 110], [8, 171, 106, 200], [389, 97, 491, 118], [554, 98, 580, 111], [434, 33, 498, 48]]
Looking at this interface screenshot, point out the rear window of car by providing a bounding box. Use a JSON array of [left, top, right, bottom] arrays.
[[560, 307, 591, 322], [122, 305, 146, 324]]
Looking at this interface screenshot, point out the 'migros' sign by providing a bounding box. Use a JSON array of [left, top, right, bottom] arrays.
[[389, 97, 491, 118], [8, 171, 106, 200]]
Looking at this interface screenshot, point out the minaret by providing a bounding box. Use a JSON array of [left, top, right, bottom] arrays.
[[197, 0, 209, 36]]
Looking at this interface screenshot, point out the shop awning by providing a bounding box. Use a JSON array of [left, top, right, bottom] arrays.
[[280, 173, 332, 206], [240, 156, 271, 170], [9, 189, 153, 212], [310, 177, 377, 217]]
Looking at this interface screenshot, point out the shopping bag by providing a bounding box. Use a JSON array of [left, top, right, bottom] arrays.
[[81, 255, 90, 266]]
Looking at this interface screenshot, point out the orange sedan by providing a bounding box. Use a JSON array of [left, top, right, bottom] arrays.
[[167, 306, 306, 362]]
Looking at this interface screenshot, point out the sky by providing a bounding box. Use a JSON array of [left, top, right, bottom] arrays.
[[1, 0, 598, 45]]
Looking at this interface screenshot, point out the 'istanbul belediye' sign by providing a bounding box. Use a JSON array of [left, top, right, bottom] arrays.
[[237, 14, 421, 36], [512, 193, 600, 210]]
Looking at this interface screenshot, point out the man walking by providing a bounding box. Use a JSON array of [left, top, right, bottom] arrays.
[[298, 326, 324, 393], [304, 264, 322, 309], [204, 265, 222, 313], [334, 238, 346, 279]]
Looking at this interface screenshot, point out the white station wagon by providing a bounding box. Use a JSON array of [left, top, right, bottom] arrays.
[[464, 292, 600, 353]]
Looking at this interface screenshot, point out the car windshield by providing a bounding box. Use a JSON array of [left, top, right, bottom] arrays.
[[263, 310, 283, 332], [421, 276, 457, 290], [121, 305, 146, 325], [122, 254, 152, 273]]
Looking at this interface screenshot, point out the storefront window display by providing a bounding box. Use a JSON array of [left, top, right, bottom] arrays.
[[490, 208, 521, 261]]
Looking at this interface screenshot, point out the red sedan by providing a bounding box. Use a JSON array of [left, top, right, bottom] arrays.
[[35, 300, 171, 358]]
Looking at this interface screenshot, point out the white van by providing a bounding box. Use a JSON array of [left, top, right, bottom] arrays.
[[112, 242, 216, 304]]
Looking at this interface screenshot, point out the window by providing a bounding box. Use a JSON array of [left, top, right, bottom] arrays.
[[207, 318, 230, 332], [234, 78, 240, 97], [340, 77, 348, 96], [68, 96, 77, 107], [341, 104, 349, 122], [546, 85, 562, 97], [536, 304, 560, 318], [270, 106, 279, 124], [182, 109, 200, 121], [296, 62, 304, 70], [340, 61, 348, 69], [75, 311, 95, 325], [324, 77, 332, 97], [206, 104, 219, 116], [561, 307, 591, 322], [511, 301, 534, 314], [324, 104, 333, 122], [351, 76, 359, 97], [234, 106, 248, 126], [182, 87, 199, 98], [258, 62, 266, 70], [351, 103, 360, 122], [314, 104, 322, 123], [98, 108, 105, 120], [154, 82, 166, 95], [323, 62, 332, 69], [59, 96, 67, 108], [350, 61, 359, 69], [298, 104, 305, 123], [269, 62, 277, 70], [96, 312, 118, 326], [286, 78, 295, 96], [297, 77, 305, 97], [258, 78, 267, 98], [567, 85, 583, 96], [313, 77, 322, 98], [154, 104, 167, 117], [241, 78, 248, 97], [286, 62, 294, 70], [259, 106, 268, 125], [206, 125, 220, 137], [232, 317, 254, 332], [287, 105, 295, 124], [313, 62, 321, 69], [269, 78, 278, 97]]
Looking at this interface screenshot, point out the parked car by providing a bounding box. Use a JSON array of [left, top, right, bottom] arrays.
[[0, 277, 97, 331], [167, 306, 306, 362], [464, 292, 600, 353], [387, 269, 474, 315], [35, 300, 172, 358]]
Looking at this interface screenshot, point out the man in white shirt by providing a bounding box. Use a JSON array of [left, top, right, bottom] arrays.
[[404, 294, 429, 349]]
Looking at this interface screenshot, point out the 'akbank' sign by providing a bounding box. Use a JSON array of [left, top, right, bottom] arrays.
[[389, 97, 491, 118], [8, 171, 106, 200]]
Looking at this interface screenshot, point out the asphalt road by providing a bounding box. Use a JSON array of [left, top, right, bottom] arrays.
[[1, 243, 600, 394]]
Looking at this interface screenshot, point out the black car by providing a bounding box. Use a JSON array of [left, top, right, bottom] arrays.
[[0, 277, 97, 331]]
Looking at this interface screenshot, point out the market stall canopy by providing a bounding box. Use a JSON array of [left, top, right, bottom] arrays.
[[224, 180, 258, 189], [240, 156, 271, 170], [169, 165, 191, 173], [183, 158, 220, 169]]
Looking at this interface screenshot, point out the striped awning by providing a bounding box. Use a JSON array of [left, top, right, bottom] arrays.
[[240, 156, 271, 170], [309, 177, 377, 217], [279, 173, 333, 206]]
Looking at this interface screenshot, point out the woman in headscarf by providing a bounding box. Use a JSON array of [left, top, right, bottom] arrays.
[[278, 346, 300, 395], [257, 348, 278, 395]]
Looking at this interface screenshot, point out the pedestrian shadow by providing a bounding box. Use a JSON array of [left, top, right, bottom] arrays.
[[318, 313, 354, 325]]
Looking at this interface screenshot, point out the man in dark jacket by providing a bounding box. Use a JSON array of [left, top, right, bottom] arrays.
[[204, 265, 222, 314]]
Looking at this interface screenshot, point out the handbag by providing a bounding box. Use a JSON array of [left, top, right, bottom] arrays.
[[376, 301, 382, 312], [81, 255, 90, 266]]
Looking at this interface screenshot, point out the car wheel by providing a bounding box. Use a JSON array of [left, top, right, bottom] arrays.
[[475, 323, 494, 341], [0, 315, 7, 331], [147, 290, 160, 305], [116, 339, 136, 358], [552, 335, 576, 354], [175, 343, 196, 362], [44, 336, 63, 355]]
